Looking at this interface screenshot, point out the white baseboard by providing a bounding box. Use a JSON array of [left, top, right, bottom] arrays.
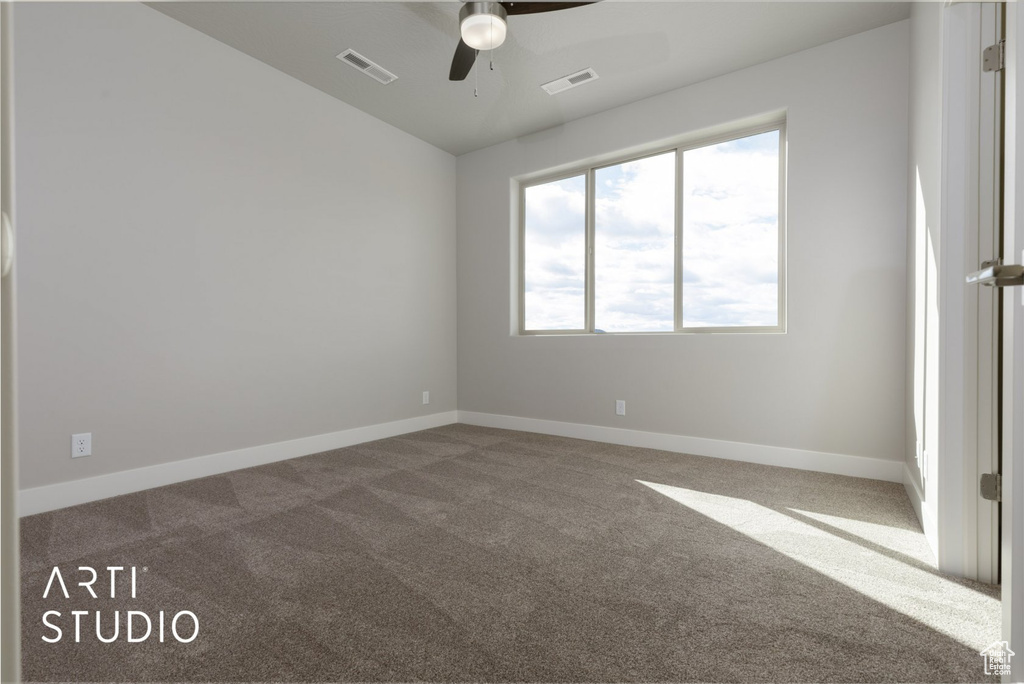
[[458, 410, 904, 483], [18, 411, 458, 517], [903, 461, 938, 560], [903, 462, 926, 526], [20, 408, 905, 517]]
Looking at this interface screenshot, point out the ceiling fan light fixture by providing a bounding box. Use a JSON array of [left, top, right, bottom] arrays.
[[460, 2, 508, 51]]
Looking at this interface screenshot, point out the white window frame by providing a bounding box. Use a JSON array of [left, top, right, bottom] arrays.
[[517, 117, 787, 336]]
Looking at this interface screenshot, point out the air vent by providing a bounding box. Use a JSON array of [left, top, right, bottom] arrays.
[[541, 68, 599, 95], [336, 49, 398, 85]]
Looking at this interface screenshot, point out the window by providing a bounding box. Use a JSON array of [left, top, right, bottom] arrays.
[[519, 121, 785, 334], [523, 175, 587, 331]]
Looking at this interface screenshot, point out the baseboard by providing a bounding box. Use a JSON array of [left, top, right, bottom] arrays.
[[20, 408, 904, 516], [458, 410, 904, 483], [903, 461, 938, 559], [18, 411, 458, 517], [903, 462, 926, 527]]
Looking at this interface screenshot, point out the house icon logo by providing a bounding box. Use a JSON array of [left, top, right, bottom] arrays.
[[980, 640, 1015, 676]]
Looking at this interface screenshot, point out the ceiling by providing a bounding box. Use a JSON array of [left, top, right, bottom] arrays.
[[151, 2, 911, 156]]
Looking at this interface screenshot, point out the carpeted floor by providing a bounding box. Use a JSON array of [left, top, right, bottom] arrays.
[[21, 424, 1001, 683]]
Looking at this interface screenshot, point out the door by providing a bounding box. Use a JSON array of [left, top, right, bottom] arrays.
[[971, 0, 1024, 669], [965, 2, 1005, 585], [975, 2, 1005, 585], [1001, 1, 1024, 671]]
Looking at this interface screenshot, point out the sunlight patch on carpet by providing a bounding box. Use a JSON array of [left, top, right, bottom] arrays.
[[636, 479, 1000, 651]]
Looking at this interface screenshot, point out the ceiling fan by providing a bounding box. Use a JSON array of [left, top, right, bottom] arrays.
[[449, 1, 596, 81]]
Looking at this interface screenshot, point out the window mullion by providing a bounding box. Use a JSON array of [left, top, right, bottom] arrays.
[[585, 168, 596, 333], [777, 124, 787, 331]]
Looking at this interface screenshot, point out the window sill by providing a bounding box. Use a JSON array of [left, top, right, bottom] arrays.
[[516, 328, 786, 337]]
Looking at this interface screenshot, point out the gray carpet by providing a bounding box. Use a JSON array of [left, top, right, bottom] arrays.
[[20, 424, 1001, 682]]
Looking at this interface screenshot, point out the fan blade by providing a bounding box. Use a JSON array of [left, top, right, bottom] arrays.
[[500, 2, 595, 15], [449, 39, 478, 81]]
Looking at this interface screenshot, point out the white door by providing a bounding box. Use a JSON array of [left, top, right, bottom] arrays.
[[970, 2, 1005, 585], [1001, 3, 1024, 674]]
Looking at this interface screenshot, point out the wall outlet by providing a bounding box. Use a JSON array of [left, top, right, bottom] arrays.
[[422, 391, 430, 405], [71, 433, 92, 458], [615, 400, 626, 416]]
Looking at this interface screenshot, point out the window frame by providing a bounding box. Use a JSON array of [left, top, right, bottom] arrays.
[[518, 117, 787, 336]]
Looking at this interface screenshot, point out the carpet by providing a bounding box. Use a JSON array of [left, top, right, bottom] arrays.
[[20, 424, 1001, 682]]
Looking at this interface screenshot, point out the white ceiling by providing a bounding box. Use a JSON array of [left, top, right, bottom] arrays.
[[151, 2, 911, 156]]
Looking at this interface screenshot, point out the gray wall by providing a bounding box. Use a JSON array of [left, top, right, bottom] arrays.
[[14, 2, 456, 490], [456, 21, 909, 462]]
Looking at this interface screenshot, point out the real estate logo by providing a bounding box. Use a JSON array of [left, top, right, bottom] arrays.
[[980, 640, 1015, 677], [40, 565, 199, 644]]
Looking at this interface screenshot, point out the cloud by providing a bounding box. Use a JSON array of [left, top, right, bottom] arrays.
[[682, 131, 780, 327], [525, 176, 586, 248], [540, 260, 581, 278], [594, 152, 675, 332], [524, 175, 586, 329]]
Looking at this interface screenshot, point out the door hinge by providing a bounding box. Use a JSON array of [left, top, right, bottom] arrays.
[[983, 39, 1005, 72], [980, 473, 1002, 502]]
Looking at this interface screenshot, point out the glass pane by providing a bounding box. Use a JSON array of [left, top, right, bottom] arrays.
[[682, 130, 780, 328], [524, 175, 586, 330], [594, 152, 676, 332]]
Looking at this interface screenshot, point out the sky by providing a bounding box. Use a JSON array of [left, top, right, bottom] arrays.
[[523, 130, 780, 331], [595, 152, 676, 332], [523, 175, 587, 330]]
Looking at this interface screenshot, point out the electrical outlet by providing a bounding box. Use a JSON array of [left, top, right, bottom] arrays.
[[422, 391, 430, 405], [615, 400, 626, 416], [71, 433, 92, 458]]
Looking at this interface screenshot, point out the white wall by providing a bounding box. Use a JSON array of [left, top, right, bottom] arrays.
[[457, 21, 909, 468], [905, 1, 943, 555], [13, 2, 456, 491]]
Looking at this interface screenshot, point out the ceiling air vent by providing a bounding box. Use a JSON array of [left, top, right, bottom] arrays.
[[541, 68, 599, 95], [336, 49, 398, 85]]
